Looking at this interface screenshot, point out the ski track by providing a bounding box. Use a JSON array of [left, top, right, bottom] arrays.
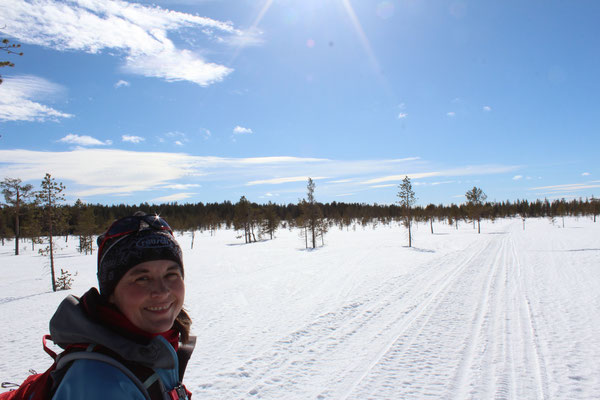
[[198, 222, 575, 399]]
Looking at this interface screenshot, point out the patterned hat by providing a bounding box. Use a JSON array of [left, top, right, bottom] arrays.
[[97, 215, 183, 298]]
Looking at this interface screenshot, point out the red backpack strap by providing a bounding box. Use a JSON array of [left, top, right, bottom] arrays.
[[42, 335, 57, 360]]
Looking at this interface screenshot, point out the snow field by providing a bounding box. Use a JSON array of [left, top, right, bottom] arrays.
[[0, 217, 599, 399]]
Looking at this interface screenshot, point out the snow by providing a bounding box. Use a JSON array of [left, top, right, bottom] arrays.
[[1, 217, 599, 399]]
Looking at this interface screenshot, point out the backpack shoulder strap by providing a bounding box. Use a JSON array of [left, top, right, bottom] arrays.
[[176, 336, 196, 382], [56, 351, 152, 400]]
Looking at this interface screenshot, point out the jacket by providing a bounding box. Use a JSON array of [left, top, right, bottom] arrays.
[[48, 291, 190, 400]]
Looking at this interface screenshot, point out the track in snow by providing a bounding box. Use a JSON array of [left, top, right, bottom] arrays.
[[197, 227, 554, 399]]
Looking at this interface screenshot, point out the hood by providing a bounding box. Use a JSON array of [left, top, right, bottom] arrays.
[[49, 294, 175, 370]]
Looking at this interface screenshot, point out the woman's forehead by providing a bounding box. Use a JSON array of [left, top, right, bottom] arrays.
[[128, 260, 180, 274]]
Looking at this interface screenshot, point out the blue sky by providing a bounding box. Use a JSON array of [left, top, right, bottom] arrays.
[[0, 0, 598, 206]]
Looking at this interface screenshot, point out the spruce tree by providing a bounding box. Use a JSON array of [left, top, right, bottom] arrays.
[[397, 176, 416, 247]]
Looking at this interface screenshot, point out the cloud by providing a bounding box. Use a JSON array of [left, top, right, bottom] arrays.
[[200, 128, 211, 140], [246, 176, 327, 186], [328, 179, 354, 184], [513, 175, 523, 180], [0, 149, 200, 198], [233, 125, 253, 135], [161, 184, 201, 190], [122, 135, 145, 143], [397, 112, 408, 119], [59, 134, 112, 146], [152, 192, 195, 203], [115, 80, 130, 88], [161, 131, 189, 145], [0, 75, 73, 122], [1, 0, 243, 86], [362, 165, 520, 185], [370, 184, 397, 188], [531, 181, 600, 194], [446, 111, 456, 117], [483, 105, 492, 112], [222, 26, 264, 47], [582, 172, 591, 176], [0, 149, 521, 202]]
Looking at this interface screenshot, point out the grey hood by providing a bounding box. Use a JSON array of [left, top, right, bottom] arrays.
[[49, 293, 175, 370]]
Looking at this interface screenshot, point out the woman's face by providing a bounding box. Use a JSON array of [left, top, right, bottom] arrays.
[[110, 259, 185, 334]]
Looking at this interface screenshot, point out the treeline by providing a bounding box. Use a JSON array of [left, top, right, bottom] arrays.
[[2, 194, 599, 243]]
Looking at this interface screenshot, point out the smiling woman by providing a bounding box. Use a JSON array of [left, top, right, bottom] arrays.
[[45, 212, 194, 400]]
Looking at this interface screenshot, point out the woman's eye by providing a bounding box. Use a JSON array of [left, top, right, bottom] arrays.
[[135, 276, 150, 283]]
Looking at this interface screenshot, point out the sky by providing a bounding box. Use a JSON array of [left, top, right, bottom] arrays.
[[0, 0, 599, 207]]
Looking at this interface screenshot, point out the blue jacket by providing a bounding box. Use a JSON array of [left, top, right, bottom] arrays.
[[49, 291, 190, 400]]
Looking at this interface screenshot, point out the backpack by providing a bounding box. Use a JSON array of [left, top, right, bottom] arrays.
[[0, 335, 195, 400]]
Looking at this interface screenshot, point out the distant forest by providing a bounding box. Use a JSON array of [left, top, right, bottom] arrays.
[[2, 195, 599, 242]]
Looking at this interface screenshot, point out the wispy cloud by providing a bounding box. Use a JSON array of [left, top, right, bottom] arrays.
[[531, 181, 600, 194], [513, 175, 523, 180], [161, 184, 201, 190], [0, 75, 73, 122], [59, 134, 112, 146], [122, 135, 145, 143], [362, 165, 520, 185], [370, 184, 397, 188], [397, 112, 408, 119], [483, 106, 492, 112], [233, 125, 253, 135], [162, 131, 189, 145], [446, 111, 456, 117], [200, 128, 211, 140], [115, 80, 130, 88], [246, 176, 327, 186], [582, 172, 591, 176], [0, 149, 521, 201], [152, 192, 196, 203], [1, 0, 247, 86]]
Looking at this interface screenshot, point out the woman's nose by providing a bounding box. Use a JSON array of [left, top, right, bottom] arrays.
[[150, 278, 170, 296]]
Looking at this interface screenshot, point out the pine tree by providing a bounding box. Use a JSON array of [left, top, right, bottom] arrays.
[[397, 176, 416, 247], [0, 38, 23, 85], [234, 196, 253, 243], [261, 202, 280, 240], [1, 178, 37, 255], [465, 186, 487, 234], [37, 173, 66, 292]]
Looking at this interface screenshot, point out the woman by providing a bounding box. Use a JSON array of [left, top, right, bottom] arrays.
[[49, 213, 194, 400]]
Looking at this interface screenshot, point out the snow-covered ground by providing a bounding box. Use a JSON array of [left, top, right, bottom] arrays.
[[1, 217, 599, 399]]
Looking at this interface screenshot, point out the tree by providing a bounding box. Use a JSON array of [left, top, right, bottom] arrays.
[[397, 176, 417, 247], [425, 203, 437, 234], [37, 173, 66, 292], [1, 178, 36, 255], [465, 186, 487, 234], [233, 196, 256, 243], [1, 38, 23, 84], [300, 178, 325, 249], [261, 202, 280, 240], [72, 199, 96, 255], [591, 196, 600, 223]]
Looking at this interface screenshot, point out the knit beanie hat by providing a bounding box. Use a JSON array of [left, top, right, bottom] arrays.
[[97, 215, 183, 298]]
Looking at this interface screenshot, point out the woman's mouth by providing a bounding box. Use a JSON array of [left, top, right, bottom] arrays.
[[145, 304, 171, 313]]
